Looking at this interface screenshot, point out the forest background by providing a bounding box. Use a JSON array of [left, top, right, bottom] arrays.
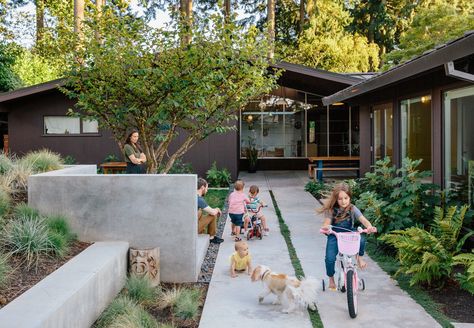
[[0, 0, 473, 92]]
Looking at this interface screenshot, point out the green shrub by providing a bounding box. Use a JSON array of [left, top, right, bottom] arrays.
[[380, 205, 471, 286], [206, 162, 231, 187], [165, 159, 194, 174], [13, 203, 40, 220], [0, 153, 14, 175], [103, 154, 119, 163], [172, 288, 202, 320], [452, 251, 474, 295], [0, 252, 11, 288], [304, 180, 329, 200], [125, 275, 159, 305], [19, 149, 63, 173], [1, 216, 53, 269], [63, 155, 76, 165]]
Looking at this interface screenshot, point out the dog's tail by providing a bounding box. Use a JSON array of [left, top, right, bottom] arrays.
[[293, 277, 318, 310]]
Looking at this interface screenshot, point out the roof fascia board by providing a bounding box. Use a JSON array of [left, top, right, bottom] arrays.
[[322, 33, 474, 105], [274, 61, 361, 85], [0, 79, 66, 103]]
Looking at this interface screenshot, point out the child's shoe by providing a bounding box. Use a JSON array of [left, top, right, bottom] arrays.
[[263, 228, 269, 236]]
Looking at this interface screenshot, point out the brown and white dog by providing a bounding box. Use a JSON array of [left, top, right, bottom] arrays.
[[251, 264, 318, 313]]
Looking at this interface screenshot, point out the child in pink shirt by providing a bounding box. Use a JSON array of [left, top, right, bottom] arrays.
[[228, 179, 250, 241]]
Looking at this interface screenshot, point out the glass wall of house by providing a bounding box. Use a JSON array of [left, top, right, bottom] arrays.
[[240, 86, 359, 159], [372, 103, 393, 162], [444, 85, 474, 207], [400, 95, 432, 171]]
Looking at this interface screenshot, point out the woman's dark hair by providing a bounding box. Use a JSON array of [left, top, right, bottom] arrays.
[[125, 130, 143, 152]]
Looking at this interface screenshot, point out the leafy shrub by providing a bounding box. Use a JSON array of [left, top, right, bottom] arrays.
[[304, 180, 329, 199], [163, 159, 194, 174], [172, 288, 202, 320], [0, 252, 11, 288], [357, 157, 396, 199], [380, 205, 471, 286], [0, 153, 13, 175], [1, 216, 53, 269], [19, 149, 63, 174], [452, 251, 474, 295], [63, 155, 76, 165], [125, 275, 159, 305], [13, 203, 40, 220], [103, 154, 119, 163], [206, 162, 231, 187]]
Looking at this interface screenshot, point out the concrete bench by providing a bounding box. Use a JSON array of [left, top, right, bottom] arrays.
[[0, 242, 129, 328]]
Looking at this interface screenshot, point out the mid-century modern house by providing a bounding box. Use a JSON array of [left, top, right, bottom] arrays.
[[0, 31, 473, 205]]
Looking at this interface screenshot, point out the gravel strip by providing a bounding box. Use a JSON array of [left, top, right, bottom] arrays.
[[198, 192, 230, 283]]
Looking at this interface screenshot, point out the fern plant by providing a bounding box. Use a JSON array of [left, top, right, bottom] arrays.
[[380, 205, 471, 286], [206, 162, 231, 188], [452, 251, 474, 295]]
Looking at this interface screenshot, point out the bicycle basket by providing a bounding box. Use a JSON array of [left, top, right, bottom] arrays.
[[336, 232, 360, 256]]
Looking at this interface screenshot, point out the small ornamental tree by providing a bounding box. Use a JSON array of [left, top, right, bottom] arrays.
[[62, 1, 278, 173]]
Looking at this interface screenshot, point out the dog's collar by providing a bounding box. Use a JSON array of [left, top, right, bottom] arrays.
[[261, 269, 271, 280]]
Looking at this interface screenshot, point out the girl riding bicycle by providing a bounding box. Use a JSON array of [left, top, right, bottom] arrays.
[[319, 183, 376, 290]]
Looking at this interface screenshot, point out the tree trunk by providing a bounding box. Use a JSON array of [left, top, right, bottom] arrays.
[[95, 0, 105, 42], [224, 0, 231, 22], [36, 0, 44, 44], [74, 0, 85, 39], [299, 0, 305, 35], [267, 0, 275, 60], [129, 247, 160, 287], [180, 0, 193, 45]]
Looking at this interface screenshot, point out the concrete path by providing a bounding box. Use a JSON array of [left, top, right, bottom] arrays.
[[200, 171, 441, 328]]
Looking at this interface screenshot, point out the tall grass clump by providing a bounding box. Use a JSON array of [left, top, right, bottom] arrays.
[[19, 149, 63, 174], [172, 288, 202, 320], [0, 161, 33, 203], [1, 216, 53, 269], [124, 275, 159, 305], [0, 252, 11, 288], [13, 203, 40, 220], [94, 296, 158, 328], [46, 215, 75, 242], [156, 287, 182, 310], [0, 153, 13, 175], [0, 187, 10, 218]]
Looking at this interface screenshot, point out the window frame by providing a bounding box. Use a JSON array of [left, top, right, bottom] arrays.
[[43, 116, 101, 136]]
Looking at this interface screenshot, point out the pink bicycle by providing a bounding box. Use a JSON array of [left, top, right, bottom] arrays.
[[320, 225, 375, 318]]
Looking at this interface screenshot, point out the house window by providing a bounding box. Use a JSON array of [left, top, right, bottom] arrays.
[[444, 85, 474, 207], [44, 116, 99, 135], [372, 103, 393, 163], [400, 95, 432, 171]]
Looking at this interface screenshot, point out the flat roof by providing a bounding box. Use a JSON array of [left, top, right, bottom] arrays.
[[323, 30, 474, 105]]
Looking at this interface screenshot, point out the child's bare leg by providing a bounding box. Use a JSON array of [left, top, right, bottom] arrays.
[[247, 261, 252, 275], [357, 255, 367, 269], [261, 215, 268, 230], [328, 276, 336, 289], [230, 261, 237, 278], [243, 216, 250, 233]]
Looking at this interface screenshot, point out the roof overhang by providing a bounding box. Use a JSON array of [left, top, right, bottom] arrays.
[[322, 31, 474, 106], [0, 79, 66, 103]]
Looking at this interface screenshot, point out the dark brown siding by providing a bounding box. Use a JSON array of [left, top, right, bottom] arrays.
[[3, 89, 238, 179]]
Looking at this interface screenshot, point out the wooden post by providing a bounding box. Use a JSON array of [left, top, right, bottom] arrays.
[[129, 247, 160, 286]]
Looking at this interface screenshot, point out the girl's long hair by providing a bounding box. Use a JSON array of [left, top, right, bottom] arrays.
[[125, 130, 143, 153], [317, 182, 352, 216]]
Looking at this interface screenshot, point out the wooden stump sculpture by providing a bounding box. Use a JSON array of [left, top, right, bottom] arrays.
[[129, 247, 160, 286]]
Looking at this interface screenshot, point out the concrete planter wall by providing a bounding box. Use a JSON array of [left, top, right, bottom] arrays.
[[0, 242, 128, 328], [28, 166, 200, 282]]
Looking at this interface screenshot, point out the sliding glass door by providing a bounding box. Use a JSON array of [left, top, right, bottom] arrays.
[[372, 103, 393, 162], [444, 85, 474, 206]]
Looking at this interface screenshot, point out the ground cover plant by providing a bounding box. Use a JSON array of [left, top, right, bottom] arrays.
[[206, 162, 231, 188], [304, 180, 329, 200]]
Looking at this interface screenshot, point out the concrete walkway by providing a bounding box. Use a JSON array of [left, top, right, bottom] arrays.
[[199, 171, 441, 328]]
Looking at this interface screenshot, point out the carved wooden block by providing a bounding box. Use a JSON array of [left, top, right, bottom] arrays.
[[129, 247, 160, 286]]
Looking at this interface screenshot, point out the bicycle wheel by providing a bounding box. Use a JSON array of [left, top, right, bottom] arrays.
[[346, 269, 358, 318]]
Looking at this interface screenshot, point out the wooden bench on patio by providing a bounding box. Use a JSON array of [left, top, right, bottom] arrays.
[[100, 161, 127, 174], [308, 156, 360, 181]]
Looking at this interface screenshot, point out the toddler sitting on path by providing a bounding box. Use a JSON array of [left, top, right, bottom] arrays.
[[228, 180, 250, 242]]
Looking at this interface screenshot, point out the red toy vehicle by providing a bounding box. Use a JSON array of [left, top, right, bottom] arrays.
[[246, 205, 267, 241]]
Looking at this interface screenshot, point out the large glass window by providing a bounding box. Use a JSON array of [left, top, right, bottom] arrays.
[[44, 116, 99, 135], [444, 85, 474, 207], [372, 103, 393, 162], [400, 96, 431, 171]]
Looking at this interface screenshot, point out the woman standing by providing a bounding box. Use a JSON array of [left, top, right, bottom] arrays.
[[124, 131, 147, 174]]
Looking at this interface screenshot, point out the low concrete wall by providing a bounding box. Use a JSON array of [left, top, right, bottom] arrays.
[[0, 242, 128, 328], [28, 166, 198, 282]]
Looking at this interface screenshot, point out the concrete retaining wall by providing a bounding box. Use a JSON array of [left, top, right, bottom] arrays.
[[0, 242, 128, 328], [28, 166, 199, 282]]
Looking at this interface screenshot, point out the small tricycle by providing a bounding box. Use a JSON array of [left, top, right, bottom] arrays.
[[246, 204, 267, 241]]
